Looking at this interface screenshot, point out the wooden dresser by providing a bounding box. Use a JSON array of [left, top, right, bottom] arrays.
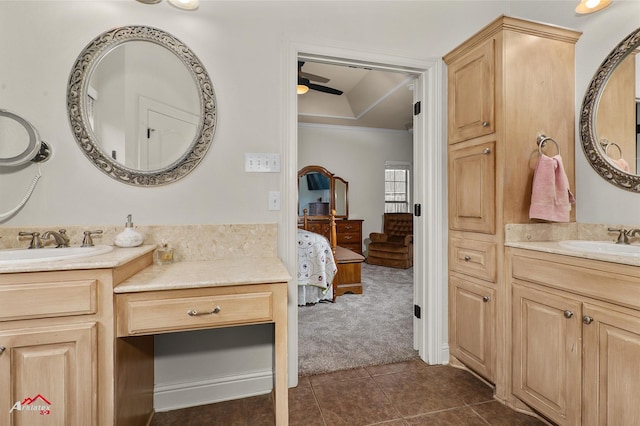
[[302, 218, 364, 254]]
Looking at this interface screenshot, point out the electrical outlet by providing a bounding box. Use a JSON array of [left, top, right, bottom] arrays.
[[268, 191, 280, 211]]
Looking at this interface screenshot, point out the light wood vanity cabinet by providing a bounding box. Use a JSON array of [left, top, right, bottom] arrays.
[[0, 253, 153, 426], [444, 15, 580, 389], [447, 37, 495, 144], [449, 273, 495, 380], [508, 247, 640, 425]]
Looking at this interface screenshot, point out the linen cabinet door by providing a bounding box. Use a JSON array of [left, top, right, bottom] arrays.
[[0, 323, 97, 426], [449, 274, 495, 381], [512, 282, 581, 426], [447, 38, 495, 143], [448, 140, 496, 234], [582, 304, 640, 426]]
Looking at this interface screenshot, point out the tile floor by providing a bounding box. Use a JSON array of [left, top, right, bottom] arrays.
[[151, 359, 547, 425]]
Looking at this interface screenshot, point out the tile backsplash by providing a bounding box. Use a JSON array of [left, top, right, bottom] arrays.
[[0, 223, 278, 262]]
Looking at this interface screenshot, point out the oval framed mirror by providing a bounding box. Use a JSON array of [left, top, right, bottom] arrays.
[[67, 26, 216, 186], [579, 27, 640, 192]]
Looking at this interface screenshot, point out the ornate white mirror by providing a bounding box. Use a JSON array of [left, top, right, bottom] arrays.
[[67, 26, 216, 186], [579, 27, 640, 191]]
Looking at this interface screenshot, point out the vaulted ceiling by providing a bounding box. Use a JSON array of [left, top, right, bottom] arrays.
[[297, 61, 416, 131]]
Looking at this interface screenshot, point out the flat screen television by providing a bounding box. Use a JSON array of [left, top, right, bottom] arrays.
[[306, 173, 330, 190]]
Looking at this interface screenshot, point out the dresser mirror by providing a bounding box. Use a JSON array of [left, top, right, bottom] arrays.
[[298, 165, 348, 218], [579, 27, 640, 192], [67, 26, 216, 186]]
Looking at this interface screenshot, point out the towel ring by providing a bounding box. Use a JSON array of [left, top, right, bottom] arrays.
[[601, 139, 623, 160], [537, 134, 560, 156]]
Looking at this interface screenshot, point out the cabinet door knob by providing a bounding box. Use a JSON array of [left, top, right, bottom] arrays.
[[482, 121, 490, 127], [187, 306, 221, 317], [563, 310, 574, 319], [0, 346, 5, 355], [583, 316, 594, 325], [482, 148, 491, 155], [482, 296, 490, 302], [464, 255, 471, 262]]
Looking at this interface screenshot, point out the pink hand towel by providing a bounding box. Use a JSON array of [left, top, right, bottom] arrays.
[[611, 157, 630, 172], [529, 154, 575, 222]]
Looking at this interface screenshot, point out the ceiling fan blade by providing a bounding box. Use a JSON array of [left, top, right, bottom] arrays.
[[300, 71, 330, 83], [307, 82, 343, 96]]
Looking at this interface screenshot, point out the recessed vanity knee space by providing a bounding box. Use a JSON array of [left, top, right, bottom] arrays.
[[0, 224, 291, 426]]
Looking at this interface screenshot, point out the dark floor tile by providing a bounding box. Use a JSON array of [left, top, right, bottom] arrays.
[[366, 359, 429, 377], [289, 385, 325, 426], [308, 366, 371, 386], [244, 394, 276, 425], [151, 399, 246, 426], [297, 375, 312, 387], [405, 406, 488, 425], [471, 401, 546, 426], [372, 366, 472, 417], [313, 376, 402, 425]]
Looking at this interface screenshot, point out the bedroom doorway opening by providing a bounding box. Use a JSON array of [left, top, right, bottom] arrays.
[[285, 45, 447, 386]]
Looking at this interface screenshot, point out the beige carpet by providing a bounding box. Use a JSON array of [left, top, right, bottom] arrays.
[[298, 263, 419, 376]]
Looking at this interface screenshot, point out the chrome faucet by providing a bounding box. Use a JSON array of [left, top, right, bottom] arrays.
[[18, 231, 43, 249], [608, 228, 640, 245], [41, 229, 70, 247]]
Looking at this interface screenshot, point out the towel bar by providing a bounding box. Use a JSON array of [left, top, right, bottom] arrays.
[[536, 134, 560, 156]]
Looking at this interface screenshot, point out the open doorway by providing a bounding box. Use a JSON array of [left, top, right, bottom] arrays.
[[296, 59, 418, 375], [282, 43, 448, 387]]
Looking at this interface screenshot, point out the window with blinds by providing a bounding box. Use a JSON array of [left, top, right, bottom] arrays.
[[384, 161, 411, 213]]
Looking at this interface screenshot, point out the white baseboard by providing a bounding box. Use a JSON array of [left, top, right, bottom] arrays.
[[440, 343, 450, 364], [154, 369, 274, 412]]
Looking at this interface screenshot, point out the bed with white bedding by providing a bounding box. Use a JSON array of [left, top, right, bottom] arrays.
[[297, 229, 337, 305]]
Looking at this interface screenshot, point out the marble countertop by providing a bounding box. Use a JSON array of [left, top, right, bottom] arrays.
[[114, 257, 292, 293], [505, 241, 640, 267], [0, 245, 155, 274]]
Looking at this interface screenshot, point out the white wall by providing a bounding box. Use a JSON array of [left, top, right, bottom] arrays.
[[298, 124, 413, 249], [2, 0, 639, 409]]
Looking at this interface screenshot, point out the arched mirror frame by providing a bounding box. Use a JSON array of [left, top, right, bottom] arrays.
[[298, 165, 349, 219], [67, 25, 216, 186], [579, 27, 640, 192]]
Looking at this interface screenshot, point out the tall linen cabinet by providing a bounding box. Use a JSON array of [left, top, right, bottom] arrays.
[[443, 16, 580, 403]]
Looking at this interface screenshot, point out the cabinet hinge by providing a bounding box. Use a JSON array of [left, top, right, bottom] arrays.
[[413, 101, 421, 116], [414, 304, 421, 319]]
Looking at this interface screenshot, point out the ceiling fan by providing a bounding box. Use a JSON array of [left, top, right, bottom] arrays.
[[298, 61, 343, 95]]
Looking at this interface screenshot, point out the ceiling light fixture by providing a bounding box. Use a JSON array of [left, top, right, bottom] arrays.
[[135, 0, 199, 10], [167, 0, 199, 10], [575, 0, 612, 14], [297, 84, 309, 95]]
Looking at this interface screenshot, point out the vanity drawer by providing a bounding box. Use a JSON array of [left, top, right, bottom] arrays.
[[117, 291, 273, 336], [449, 237, 496, 282], [0, 280, 97, 321]]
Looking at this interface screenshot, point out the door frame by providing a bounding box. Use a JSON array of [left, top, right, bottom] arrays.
[[281, 40, 448, 386]]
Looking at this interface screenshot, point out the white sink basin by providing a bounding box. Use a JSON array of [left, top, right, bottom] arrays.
[[558, 240, 640, 256], [0, 245, 114, 265]]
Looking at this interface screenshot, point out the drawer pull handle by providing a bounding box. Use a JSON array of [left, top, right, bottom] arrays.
[[344, 235, 353, 240], [464, 255, 471, 262], [583, 316, 594, 325], [482, 148, 491, 155], [482, 296, 490, 303], [482, 121, 489, 127], [563, 310, 574, 319], [187, 306, 221, 317], [0, 346, 5, 355]]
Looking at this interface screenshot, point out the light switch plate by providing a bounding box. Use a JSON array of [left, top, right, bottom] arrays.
[[245, 153, 280, 172], [268, 191, 281, 210]]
